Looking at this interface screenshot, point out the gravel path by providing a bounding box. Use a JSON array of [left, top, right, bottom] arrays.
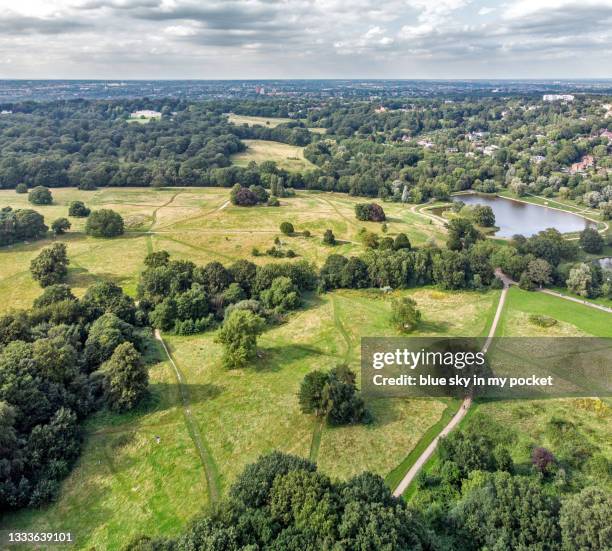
[[392, 273, 510, 497]]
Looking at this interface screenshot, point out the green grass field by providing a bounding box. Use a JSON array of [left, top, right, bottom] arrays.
[[1, 187, 610, 547], [230, 139, 317, 172], [226, 113, 294, 127]]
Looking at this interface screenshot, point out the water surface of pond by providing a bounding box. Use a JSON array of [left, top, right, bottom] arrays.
[[453, 194, 596, 238]]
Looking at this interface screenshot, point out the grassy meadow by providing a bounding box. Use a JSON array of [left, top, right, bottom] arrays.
[[230, 139, 317, 172], [1, 186, 610, 547]]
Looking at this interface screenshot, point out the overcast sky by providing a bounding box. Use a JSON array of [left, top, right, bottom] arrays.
[[0, 0, 611, 79]]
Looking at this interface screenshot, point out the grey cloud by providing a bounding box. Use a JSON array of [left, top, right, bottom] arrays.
[[0, 15, 90, 35]]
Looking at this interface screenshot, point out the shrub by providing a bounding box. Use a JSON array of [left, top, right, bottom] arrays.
[[51, 217, 71, 235], [85, 209, 124, 237], [28, 186, 53, 205], [68, 201, 90, 217], [267, 195, 280, 206], [323, 229, 336, 245], [355, 202, 386, 222], [579, 227, 604, 254], [280, 221, 294, 235], [529, 314, 557, 327], [391, 296, 421, 332], [15, 183, 27, 194]]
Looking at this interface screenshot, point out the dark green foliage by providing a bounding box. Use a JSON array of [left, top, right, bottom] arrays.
[[84, 312, 136, 368], [33, 284, 76, 309], [15, 183, 27, 193], [280, 221, 294, 235], [578, 227, 604, 254], [260, 276, 301, 313], [81, 280, 137, 324], [560, 487, 611, 551], [102, 342, 148, 412], [68, 200, 90, 217], [138, 452, 433, 550], [390, 296, 421, 332], [230, 184, 258, 206], [446, 218, 482, 251], [471, 204, 495, 227], [175, 284, 209, 320], [30, 243, 69, 287], [393, 233, 411, 250], [450, 472, 561, 551], [195, 261, 232, 296], [228, 259, 257, 295], [85, 209, 124, 237], [51, 217, 71, 235], [216, 309, 265, 369], [28, 186, 52, 205], [298, 365, 370, 426], [149, 298, 178, 331], [323, 229, 336, 245], [0, 207, 48, 246], [355, 203, 386, 222], [144, 250, 170, 268]]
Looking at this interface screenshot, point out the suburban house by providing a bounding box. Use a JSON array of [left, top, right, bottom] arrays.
[[570, 155, 595, 174]]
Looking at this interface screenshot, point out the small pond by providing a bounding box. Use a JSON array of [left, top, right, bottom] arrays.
[[452, 194, 596, 238]]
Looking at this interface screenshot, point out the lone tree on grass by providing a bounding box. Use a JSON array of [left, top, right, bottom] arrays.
[[68, 200, 90, 217], [355, 202, 386, 222], [323, 229, 336, 245], [85, 209, 124, 238], [391, 296, 421, 333], [393, 233, 411, 250], [15, 183, 27, 194], [51, 217, 71, 235], [216, 309, 265, 369], [280, 221, 294, 235], [103, 342, 148, 412], [28, 186, 53, 205], [579, 227, 604, 254], [30, 243, 69, 287], [298, 364, 370, 425]]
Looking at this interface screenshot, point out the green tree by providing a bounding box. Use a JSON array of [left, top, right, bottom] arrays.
[[30, 243, 69, 287], [472, 205, 495, 227], [578, 227, 604, 254], [391, 296, 421, 332], [260, 276, 301, 313], [15, 183, 27, 194], [68, 201, 90, 217], [85, 209, 124, 238], [566, 263, 596, 298], [523, 258, 552, 289], [560, 487, 611, 551], [298, 370, 330, 416], [216, 309, 265, 369], [280, 221, 295, 235], [323, 229, 336, 245], [393, 233, 411, 250], [28, 186, 53, 205], [51, 217, 71, 235], [103, 342, 148, 412]]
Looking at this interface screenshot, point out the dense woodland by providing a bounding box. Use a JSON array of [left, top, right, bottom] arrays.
[[0, 95, 610, 219], [0, 92, 610, 547]]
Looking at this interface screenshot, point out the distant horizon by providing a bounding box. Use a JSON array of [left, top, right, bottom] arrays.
[[2, 78, 612, 82]]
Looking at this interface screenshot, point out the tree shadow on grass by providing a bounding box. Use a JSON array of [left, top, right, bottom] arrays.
[[87, 382, 224, 432], [254, 344, 326, 373], [417, 319, 452, 334], [67, 266, 133, 288]]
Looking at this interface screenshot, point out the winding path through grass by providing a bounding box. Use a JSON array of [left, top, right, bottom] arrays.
[[309, 295, 354, 463], [392, 272, 511, 497], [154, 330, 221, 508]]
